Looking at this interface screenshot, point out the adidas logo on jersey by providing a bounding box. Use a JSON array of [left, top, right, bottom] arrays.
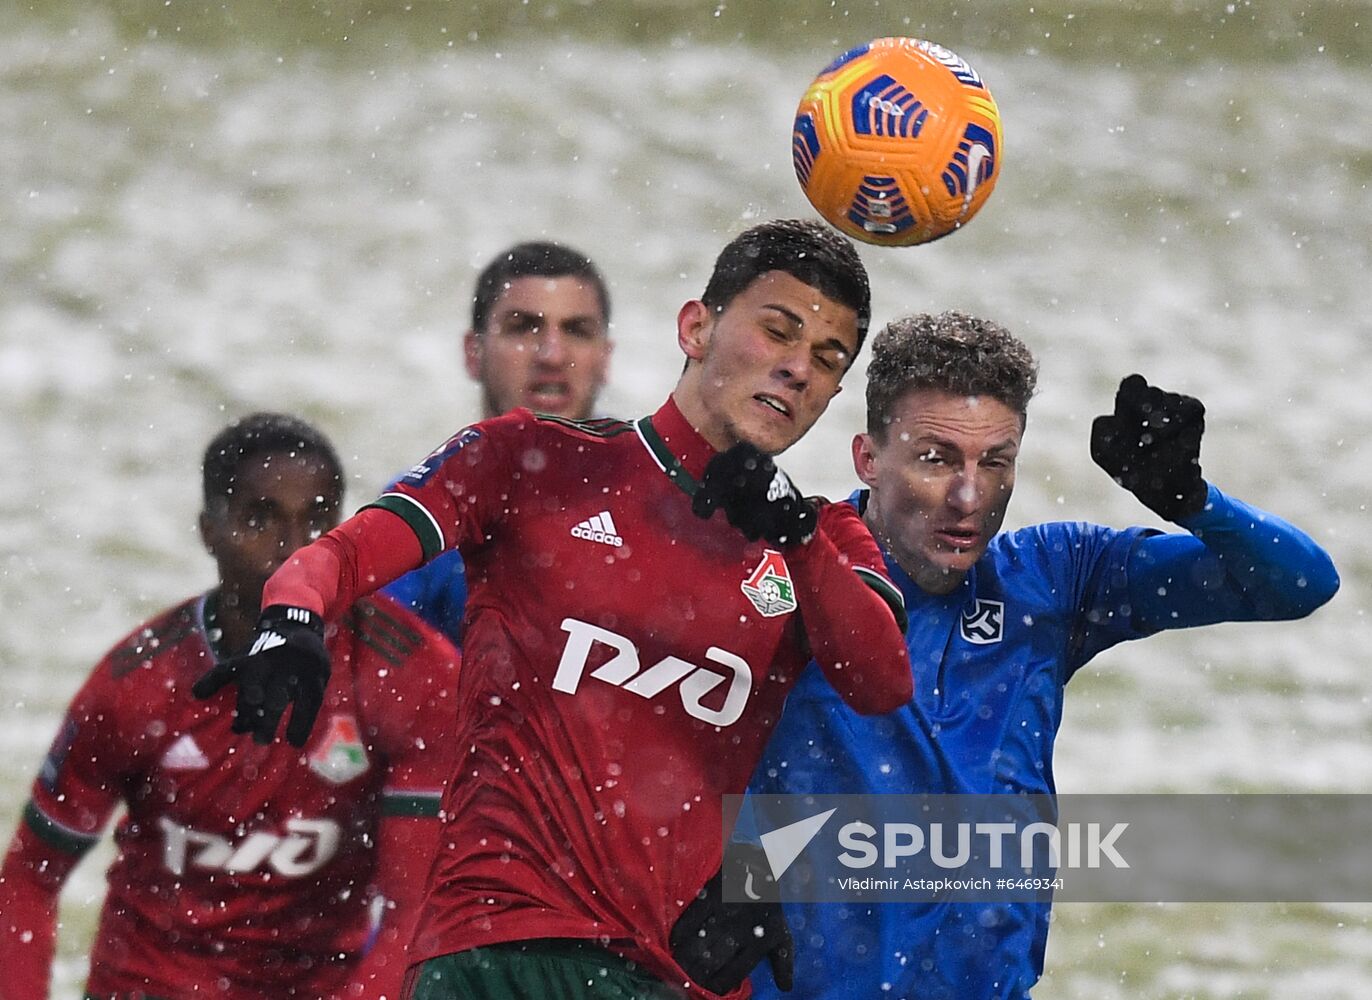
[[570, 510, 623, 547], [161, 734, 210, 771]]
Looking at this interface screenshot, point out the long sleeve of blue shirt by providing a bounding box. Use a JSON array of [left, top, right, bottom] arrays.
[[1126, 484, 1340, 631]]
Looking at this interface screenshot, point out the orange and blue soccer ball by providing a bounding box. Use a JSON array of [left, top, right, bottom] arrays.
[[793, 37, 1003, 247]]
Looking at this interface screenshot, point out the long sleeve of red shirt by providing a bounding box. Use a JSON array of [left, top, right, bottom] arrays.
[[787, 501, 913, 715], [263, 506, 425, 620], [0, 821, 82, 1000]]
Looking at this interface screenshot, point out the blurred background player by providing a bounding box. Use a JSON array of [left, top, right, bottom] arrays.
[[193, 220, 913, 999], [0, 413, 460, 1000], [749, 311, 1339, 1000], [384, 240, 613, 645]]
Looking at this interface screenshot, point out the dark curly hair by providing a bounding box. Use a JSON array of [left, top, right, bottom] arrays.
[[201, 412, 343, 510], [866, 311, 1038, 439]]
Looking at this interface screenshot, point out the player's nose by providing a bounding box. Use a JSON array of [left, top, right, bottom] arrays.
[[774, 344, 814, 389], [535, 327, 570, 365], [947, 469, 982, 514]]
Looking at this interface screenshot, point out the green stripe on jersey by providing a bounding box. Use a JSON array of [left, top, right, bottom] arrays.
[[354, 602, 423, 666], [382, 791, 442, 817], [634, 416, 701, 498], [365, 493, 445, 562], [357, 629, 406, 667], [360, 602, 423, 649], [855, 565, 908, 635], [25, 800, 98, 857], [535, 413, 634, 437]]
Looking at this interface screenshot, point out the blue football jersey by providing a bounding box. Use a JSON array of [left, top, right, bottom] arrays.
[[750, 486, 1337, 1000]]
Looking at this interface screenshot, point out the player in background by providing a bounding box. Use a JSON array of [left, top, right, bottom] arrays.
[[749, 311, 1340, 1000], [384, 241, 613, 646], [192, 220, 914, 999], [0, 413, 460, 1000]]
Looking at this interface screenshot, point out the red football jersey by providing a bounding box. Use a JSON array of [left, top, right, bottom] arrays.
[[9, 592, 458, 999], [364, 399, 908, 997]]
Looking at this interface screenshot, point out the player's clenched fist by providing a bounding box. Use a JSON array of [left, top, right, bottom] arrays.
[[692, 443, 817, 547], [1090, 374, 1208, 522], [192, 604, 330, 747]]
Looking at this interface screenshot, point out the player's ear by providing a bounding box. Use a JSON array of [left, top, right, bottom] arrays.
[[677, 300, 713, 363], [462, 328, 483, 380], [852, 432, 880, 487]]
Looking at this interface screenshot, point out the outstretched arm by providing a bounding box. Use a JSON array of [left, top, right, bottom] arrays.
[[1128, 485, 1339, 630], [191, 507, 427, 747], [262, 506, 426, 620], [1091, 374, 1338, 631], [194, 418, 514, 745]]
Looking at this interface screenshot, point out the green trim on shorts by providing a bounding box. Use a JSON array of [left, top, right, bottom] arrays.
[[405, 939, 686, 1000], [381, 790, 442, 817]]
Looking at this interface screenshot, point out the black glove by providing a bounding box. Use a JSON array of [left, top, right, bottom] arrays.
[[670, 848, 794, 995], [692, 443, 817, 547], [191, 605, 330, 747], [1090, 374, 1208, 522]]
